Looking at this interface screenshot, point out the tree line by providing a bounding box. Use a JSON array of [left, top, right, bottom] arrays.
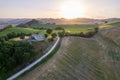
[[0, 40, 37, 79]]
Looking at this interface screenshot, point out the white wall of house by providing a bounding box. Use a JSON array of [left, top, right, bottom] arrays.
[[30, 34, 45, 41]]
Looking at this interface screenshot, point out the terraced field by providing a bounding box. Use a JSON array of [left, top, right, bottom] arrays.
[[18, 26, 120, 80]]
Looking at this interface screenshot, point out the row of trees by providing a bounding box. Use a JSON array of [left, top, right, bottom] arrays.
[[46, 29, 65, 39], [45, 29, 57, 41]]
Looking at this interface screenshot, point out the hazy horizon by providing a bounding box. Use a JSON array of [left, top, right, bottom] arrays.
[[0, 0, 120, 19]]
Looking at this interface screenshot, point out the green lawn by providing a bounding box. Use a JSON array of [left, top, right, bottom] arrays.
[[58, 24, 97, 34]]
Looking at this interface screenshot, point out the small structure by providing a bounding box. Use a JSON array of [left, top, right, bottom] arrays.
[[30, 34, 45, 41]]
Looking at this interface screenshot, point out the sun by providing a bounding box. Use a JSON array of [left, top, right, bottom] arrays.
[[60, 1, 84, 19]]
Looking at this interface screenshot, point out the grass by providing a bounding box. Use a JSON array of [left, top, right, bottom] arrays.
[[58, 24, 97, 34], [9, 36, 29, 41], [99, 24, 111, 28], [106, 21, 120, 26], [39, 39, 61, 63], [19, 37, 108, 80], [53, 30, 63, 33], [99, 21, 120, 29], [0, 27, 62, 37]]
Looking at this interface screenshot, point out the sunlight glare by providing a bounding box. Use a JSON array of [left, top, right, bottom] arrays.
[[60, 1, 84, 19]]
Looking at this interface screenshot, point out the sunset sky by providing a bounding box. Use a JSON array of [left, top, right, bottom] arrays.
[[0, 0, 120, 19]]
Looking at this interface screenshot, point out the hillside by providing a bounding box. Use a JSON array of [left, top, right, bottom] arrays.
[[0, 18, 120, 29], [39, 18, 120, 24], [0, 19, 31, 29], [19, 25, 120, 80], [17, 19, 56, 29]]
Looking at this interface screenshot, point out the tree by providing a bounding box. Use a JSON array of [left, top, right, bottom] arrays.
[[105, 21, 108, 23], [58, 32, 64, 37], [0, 41, 36, 79], [44, 34, 48, 38], [79, 32, 84, 37], [94, 27, 99, 33], [0, 37, 6, 43], [20, 33, 25, 39], [55, 27, 64, 30], [7, 33, 13, 39], [51, 33, 57, 39], [4, 36, 8, 41], [46, 29, 52, 34]]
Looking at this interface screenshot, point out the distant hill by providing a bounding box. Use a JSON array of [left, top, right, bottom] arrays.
[[38, 18, 100, 24], [0, 18, 31, 29], [0, 18, 120, 29], [38, 18, 120, 24], [104, 18, 120, 22], [17, 19, 56, 29]]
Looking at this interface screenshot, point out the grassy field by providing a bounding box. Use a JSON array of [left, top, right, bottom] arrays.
[[0, 27, 45, 37], [99, 21, 120, 29], [58, 22, 120, 33], [58, 24, 97, 34], [0, 27, 62, 37], [9, 36, 29, 41], [18, 24, 120, 80]]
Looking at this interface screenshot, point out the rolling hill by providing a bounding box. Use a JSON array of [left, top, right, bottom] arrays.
[[0, 18, 120, 29], [18, 22, 120, 80], [17, 19, 56, 29]]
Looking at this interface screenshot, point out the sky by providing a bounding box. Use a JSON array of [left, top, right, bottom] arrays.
[[0, 0, 120, 19]]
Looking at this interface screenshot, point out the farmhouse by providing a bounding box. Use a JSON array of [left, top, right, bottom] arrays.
[[30, 34, 45, 41]]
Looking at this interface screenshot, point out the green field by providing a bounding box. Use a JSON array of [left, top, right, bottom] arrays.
[[99, 21, 120, 29], [0, 27, 45, 37], [62, 22, 120, 34], [58, 24, 97, 34], [0, 27, 62, 37]]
